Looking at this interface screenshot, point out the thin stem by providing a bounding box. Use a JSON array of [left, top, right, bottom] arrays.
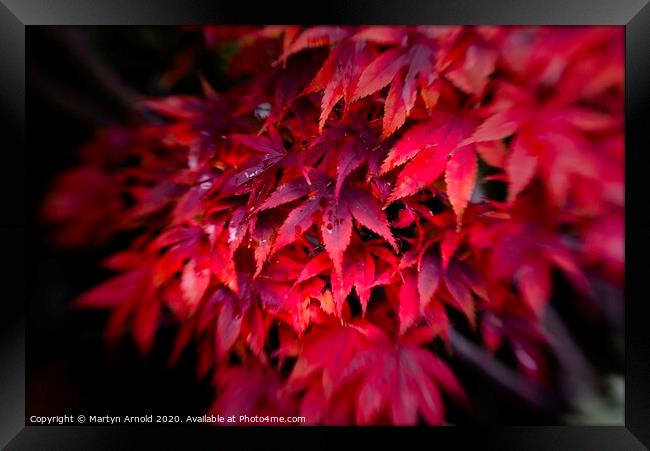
[[543, 306, 598, 402], [449, 329, 559, 416], [52, 28, 143, 121], [29, 67, 115, 127]]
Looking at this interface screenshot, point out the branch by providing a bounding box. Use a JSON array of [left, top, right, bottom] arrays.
[[449, 329, 559, 416], [543, 306, 598, 402], [29, 66, 116, 127], [52, 28, 143, 121]]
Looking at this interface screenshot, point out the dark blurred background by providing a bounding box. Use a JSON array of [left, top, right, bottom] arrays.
[[26, 26, 217, 421], [26, 26, 624, 425]]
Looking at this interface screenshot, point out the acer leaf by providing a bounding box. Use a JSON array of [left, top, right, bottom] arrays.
[[399, 269, 420, 334], [383, 112, 477, 204], [339, 334, 465, 425], [280, 26, 350, 62], [273, 199, 321, 253], [345, 186, 398, 251], [321, 197, 353, 274], [443, 260, 476, 328], [257, 177, 310, 211], [418, 252, 442, 311], [445, 145, 477, 228], [388, 144, 448, 202], [216, 299, 244, 360], [516, 259, 551, 317], [334, 138, 366, 201], [507, 132, 539, 202], [132, 299, 161, 355], [77, 269, 148, 309], [295, 251, 332, 285], [460, 108, 524, 146], [305, 40, 373, 131], [352, 42, 438, 139], [180, 259, 211, 309], [352, 47, 408, 101], [289, 321, 379, 398]]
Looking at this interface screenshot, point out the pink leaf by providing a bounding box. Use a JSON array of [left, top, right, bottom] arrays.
[[345, 186, 398, 251], [399, 269, 420, 334], [445, 145, 477, 227], [352, 48, 408, 101], [507, 133, 539, 202], [216, 300, 244, 360], [321, 198, 353, 273], [418, 252, 442, 311]]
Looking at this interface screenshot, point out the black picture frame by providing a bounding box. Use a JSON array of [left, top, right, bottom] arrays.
[[1, 0, 648, 449]]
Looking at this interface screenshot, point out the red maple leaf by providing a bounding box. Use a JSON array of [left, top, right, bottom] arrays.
[[334, 327, 467, 425]]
